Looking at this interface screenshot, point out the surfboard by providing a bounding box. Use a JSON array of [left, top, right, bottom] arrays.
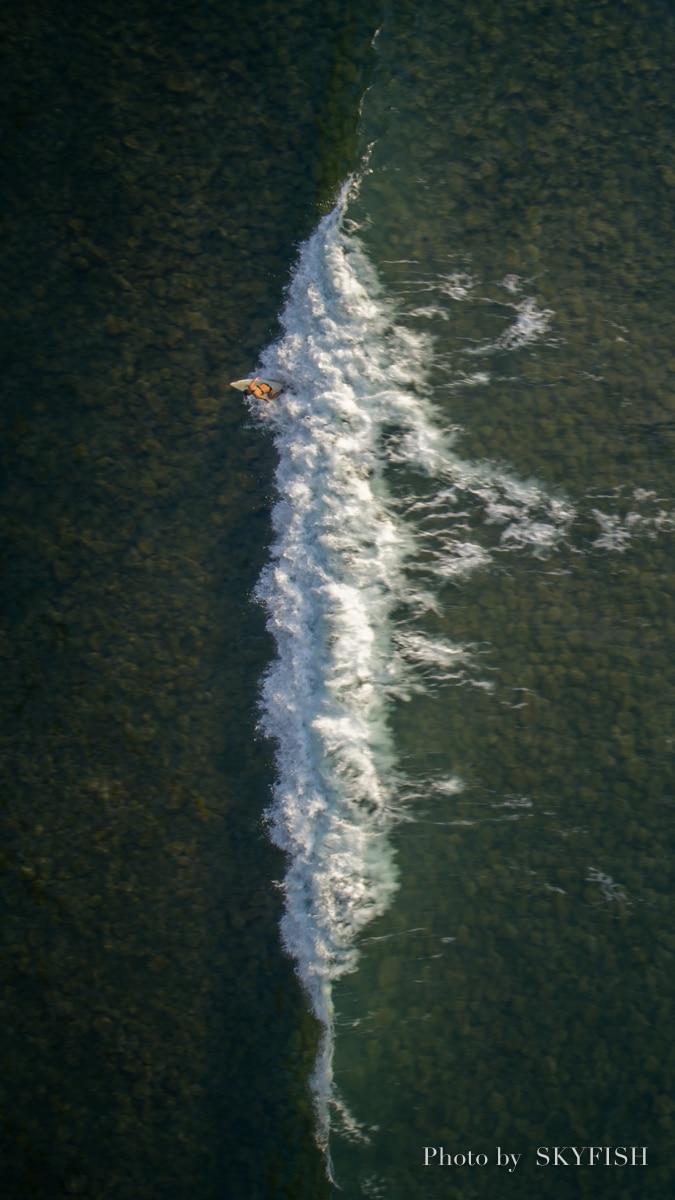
[[230, 377, 284, 394]]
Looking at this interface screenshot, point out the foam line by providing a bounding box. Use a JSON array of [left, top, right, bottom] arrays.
[[252, 182, 573, 1163]]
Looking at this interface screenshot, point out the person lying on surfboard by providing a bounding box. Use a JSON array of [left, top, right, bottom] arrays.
[[247, 377, 283, 401], [229, 376, 283, 402]]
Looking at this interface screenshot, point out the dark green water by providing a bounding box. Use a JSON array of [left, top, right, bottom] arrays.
[[3, 0, 675, 1197], [0, 1, 378, 1196], [326, 1, 675, 1196]]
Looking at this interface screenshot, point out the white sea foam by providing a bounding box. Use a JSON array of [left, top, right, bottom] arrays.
[[252, 182, 574, 1167], [465, 296, 555, 354], [591, 504, 675, 551], [437, 271, 476, 300]]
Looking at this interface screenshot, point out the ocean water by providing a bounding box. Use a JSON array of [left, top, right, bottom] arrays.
[[253, 2, 675, 1197], [1, 1, 375, 1196], [2, 0, 675, 1198]]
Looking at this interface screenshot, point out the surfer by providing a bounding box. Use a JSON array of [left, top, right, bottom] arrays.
[[245, 377, 283, 402], [229, 375, 284, 401]]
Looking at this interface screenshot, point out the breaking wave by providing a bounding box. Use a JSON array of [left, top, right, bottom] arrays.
[[251, 181, 575, 1167]]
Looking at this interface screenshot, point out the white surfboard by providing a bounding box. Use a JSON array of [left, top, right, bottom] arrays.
[[230, 377, 284, 394]]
